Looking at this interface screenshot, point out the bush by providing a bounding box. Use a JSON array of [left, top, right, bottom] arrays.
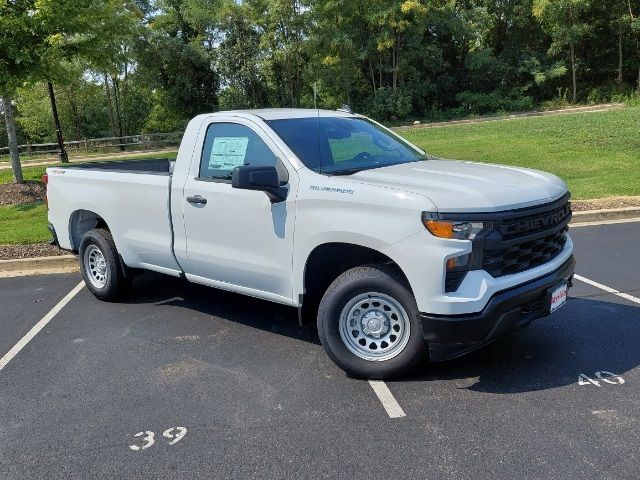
[[455, 89, 533, 116], [367, 87, 412, 121], [586, 82, 635, 104], [621, 93, 640, 107], [142, 92, 186, 133]]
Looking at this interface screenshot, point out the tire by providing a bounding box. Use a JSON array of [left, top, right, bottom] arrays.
[[317, 265, 427, 379], [79, 228, 131, 301]]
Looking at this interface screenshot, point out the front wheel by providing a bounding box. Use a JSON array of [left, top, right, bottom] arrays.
[[317, 265, 427, 379], [79, 228, 131, 301]]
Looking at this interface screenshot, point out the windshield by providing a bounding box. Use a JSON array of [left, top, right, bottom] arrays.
[[266, 117, 428, 175]]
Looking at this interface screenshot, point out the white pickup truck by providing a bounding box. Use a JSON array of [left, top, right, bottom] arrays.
[[45, 108, 575, 379]]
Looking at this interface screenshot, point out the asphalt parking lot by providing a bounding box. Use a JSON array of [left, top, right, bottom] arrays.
[[1, 221, 639, 479]]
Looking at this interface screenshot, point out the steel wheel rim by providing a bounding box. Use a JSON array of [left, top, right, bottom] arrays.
[[339, 292, 411, 361], [84, 244, 108, 289]]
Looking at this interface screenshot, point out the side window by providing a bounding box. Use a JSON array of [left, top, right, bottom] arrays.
[[199, 123, 279, 180]]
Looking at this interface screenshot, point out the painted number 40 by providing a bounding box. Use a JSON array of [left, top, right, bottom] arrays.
[[129, 427, 187, 451], [578, 371, 625, 387]]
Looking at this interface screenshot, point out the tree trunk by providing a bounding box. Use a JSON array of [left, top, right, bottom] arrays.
[[618, 20, 624, 83], [47, 81, 68, 163], [570, 42, 577, 103], [1, 95, 23, 183], [104, 74, 117, 137], [66, 88, 82, 141], [123, 61, 129, 136], [368, 59, 376, 92], [392, 34, 398, 92], [111, 76, 124, 151]]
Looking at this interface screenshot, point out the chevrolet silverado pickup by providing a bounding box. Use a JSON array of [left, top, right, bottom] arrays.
[[45, 108, 575, 379]]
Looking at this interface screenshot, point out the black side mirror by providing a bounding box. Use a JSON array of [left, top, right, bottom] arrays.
[[232, 165, 287, 203]]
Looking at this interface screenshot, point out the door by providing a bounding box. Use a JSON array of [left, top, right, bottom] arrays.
[[180, 119, 297, 304]]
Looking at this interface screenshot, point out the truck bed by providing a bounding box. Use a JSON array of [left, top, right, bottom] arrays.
[[46, 157, 182, 276]]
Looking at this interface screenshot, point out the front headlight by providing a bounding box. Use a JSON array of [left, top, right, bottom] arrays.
[[422, 216, 487, 240]]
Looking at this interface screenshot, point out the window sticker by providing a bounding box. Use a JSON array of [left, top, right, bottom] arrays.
[[209, 137, 249, 169]]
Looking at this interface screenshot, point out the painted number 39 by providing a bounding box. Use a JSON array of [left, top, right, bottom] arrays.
[[129, 427, 187, 451], [578, 371, 625, 388]]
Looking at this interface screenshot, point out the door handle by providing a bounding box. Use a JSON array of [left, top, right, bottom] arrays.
[[186, 195, 207, 205]]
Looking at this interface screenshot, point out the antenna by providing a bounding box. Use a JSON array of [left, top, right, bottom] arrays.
[[337, 104, 353, 114], [315, 82, 322, 174], [313, 82, 318, 110]]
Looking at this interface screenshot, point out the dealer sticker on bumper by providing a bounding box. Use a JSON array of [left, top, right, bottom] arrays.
[[549, 282, 568, 313]]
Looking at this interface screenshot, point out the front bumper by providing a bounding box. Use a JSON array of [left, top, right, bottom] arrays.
[[421, 255, 575, 361]]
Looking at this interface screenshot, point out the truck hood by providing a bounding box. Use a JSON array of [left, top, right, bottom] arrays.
[[350, 159, 568, 213]]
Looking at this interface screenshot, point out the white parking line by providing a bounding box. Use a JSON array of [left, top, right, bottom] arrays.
[[574, 274, 640, 305], [0, 281, 84, 372], [368, 380, 406, 418]]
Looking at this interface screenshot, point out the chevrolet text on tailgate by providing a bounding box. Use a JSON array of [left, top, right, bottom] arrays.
[[46, 108, 575, 379]]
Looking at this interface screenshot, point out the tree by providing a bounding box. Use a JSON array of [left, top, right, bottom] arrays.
[[1, 97, 22, 183], [215, 2, 268, 109], [533, 0, 593, 102], [1, 0, 138, 171], [0, 0, 44, 182], [134, 0, 219, 118]]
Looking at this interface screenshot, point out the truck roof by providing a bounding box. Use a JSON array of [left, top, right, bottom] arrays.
[[214, 108, 357, 121]]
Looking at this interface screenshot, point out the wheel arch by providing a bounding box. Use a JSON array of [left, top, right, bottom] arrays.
[[298, 241, 413, 325], [68, 209, 110, 252]]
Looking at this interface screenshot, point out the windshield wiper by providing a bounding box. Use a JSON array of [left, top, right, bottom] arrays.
[[325, 167, 366, 176]]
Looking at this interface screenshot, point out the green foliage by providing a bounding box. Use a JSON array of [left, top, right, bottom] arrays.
[[214, 2, 268, 109], [0, 0, 138, 94], [455, 90, 535, 115], [622, 93, 640, 107], [368, 87, 412, 120], [586, 81, 636, 104], [3, 0, 640, 144], [143, 91, 186, 133], [134, 33, 219, 119]]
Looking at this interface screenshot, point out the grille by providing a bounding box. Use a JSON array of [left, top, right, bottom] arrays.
[[481, 197, 571, 278], [445, 271, 467, 293], [483, 227, 568, 277]]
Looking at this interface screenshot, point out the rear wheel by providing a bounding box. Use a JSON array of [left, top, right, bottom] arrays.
[[317, 265, 427, 379], [79, 228, 131, 301]]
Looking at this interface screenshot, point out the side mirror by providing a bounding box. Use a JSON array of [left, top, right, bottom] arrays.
[[232, 165, 287, 203]]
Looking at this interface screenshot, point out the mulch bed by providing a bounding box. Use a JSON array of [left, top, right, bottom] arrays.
[[0, 181, 46, 206], [0, 243, 70, 261], [572, 196, 640, 212]]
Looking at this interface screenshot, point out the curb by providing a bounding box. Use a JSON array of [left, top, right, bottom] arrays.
[[571, 207, 640, 224], [0, 254, 78, 278], [0, 207, 638, 278]]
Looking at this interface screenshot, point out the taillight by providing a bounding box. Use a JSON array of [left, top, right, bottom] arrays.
[[41, 174, 48, 204]]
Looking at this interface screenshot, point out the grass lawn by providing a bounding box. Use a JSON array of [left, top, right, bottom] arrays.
[[0, 202, 50, 244], [399, 106, 640, 199]]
